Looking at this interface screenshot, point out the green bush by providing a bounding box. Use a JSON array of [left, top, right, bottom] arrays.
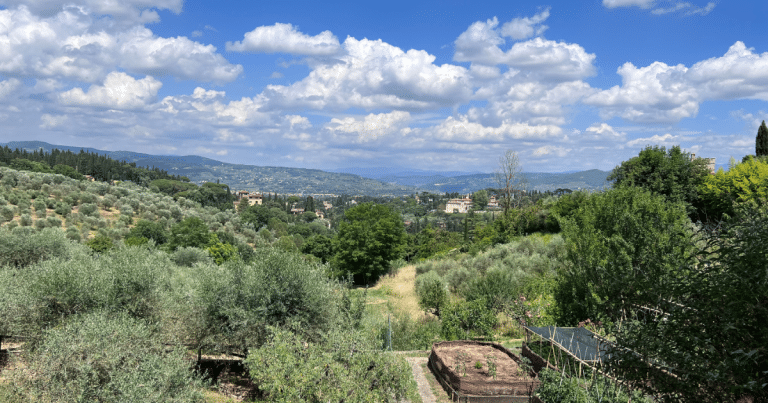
[[440, 299, 498, 341], [9, 246, 171, 336], [244, 326, 418, 403], [19, 213, 32, 226], [87, 234, 114, 253], [5, 311, 207, 403], [415, 270, 449, 317], [170, 246, 213, 267], [171, 248, 345, 354], [78, 202, 100, 217], [0, 227, 75, 268]]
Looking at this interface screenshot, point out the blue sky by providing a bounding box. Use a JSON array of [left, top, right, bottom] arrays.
[[0, 0, 766, 173]]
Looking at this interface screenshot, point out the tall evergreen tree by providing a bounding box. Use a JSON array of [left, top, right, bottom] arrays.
[[757, 120, 768, 157]]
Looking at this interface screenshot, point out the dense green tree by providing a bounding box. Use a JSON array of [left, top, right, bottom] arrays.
[[697, 156, 768, 220], [301, 234, 334, 264], [331, 203, 407, 286], [240, 203, 270, 229], [472, 189, 489, 210], [757, 120, 768, 157], [167, 216, 212, 251], [608, 202, 768, 402], [607, 145, 709, 216], [555, 187, 694, 326], [415, 270, 449, 318], [127, 219, 168, 245], [440, 299, 498, 341]]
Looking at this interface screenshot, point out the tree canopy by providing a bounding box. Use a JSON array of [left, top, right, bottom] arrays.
[[757, 120, 768, 157], [697, 156, 768, 221], [555, 186, 694, 326], [607, 145, 709, 217], [331, 202, 407, 286]]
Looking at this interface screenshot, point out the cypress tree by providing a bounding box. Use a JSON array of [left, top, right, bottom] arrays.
[[757, 120, 768, 157]]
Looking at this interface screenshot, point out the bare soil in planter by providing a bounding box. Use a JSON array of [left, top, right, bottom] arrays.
[[430, 341, 539, 397]]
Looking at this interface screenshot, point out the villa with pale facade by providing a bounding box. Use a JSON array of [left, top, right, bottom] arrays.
[[444, 197, 473, 214]]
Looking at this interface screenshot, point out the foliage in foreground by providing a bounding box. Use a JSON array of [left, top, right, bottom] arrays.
[[607, 202, 768, 402], [5, 311, 207, 403], [555, 186, 694, 326], [536, 369, 651, 403], [244, 326, 419, 403]]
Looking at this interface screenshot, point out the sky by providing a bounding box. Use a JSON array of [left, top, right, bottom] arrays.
[[0, 0, 766, 174]]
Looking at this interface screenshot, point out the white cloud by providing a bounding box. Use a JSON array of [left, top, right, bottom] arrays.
[[500, 8, 550, 40], [532, 145, 571, 157], [586, 42, 768, 123], [585, 123, 626, 139], [687, 2, 715, 15], [262, 37, 472, 111], [651, 2, 691, 14], [325, 111, 411, 142], [627, 133, 677, 147], [428, 115, 561, 143], [651, 2, 716, 15], [226, 23, 341, 56], [39, 113, 68, 129], [0, 78, 21, 100], [0, 0, 183, 24], [191, 30, 202, 37], [0, 6, 241, 84], [58, 71, 161, 109], [270, 71, 284, 79], [118, 27, 242, 83], [603, 0, 656, 9], [159, 87, 272, 127], [454, 20, 595, 81]]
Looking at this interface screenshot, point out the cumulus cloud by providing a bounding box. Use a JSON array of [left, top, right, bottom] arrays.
[[602, 0, 656, 9], [428, 115, 561, 143], [532, 145, 571, 157], [454, 18, 595, 81], [500, 8, 550, 40], [585, 123, 626, 139], [627, 133, 677, 147], [262, 37, 472, 111], [0, 78, 21, 100], [0, 6, 241, 83], [586, 42, 768, 123], [0, 0, 184, 24], [226, 23, 341, 56], [118, 27, 242, 83], [159, 87, 272, 127], [39, 113, 68, 129], [58, 72, 161, 109], [325, 111, 411, 142]]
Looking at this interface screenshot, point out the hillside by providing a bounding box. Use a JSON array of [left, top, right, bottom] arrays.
[[2, 141, 612, 195]]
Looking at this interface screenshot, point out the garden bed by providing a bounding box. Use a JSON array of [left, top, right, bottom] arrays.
[[429, 340, 540, 401]]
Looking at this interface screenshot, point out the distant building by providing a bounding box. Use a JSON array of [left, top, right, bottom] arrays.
[[236, 191, 263, 205], [487, 196, 499, 208], [323, 201, 333, 210], [84, 175, 95, 182], [445, 197, 472, 214], [690, 154, 716, 174]]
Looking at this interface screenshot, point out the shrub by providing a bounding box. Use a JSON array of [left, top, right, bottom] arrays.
[[440, 299, 498, 341], [129, 219, 168, 245], [415, 270, 449, 317], [6, 311, 207, 403], [45, 216, 62, 228], [170, 246, 213, 267], [0, 205, 14, 221], [444, 265, 475, 295], [78, 202, 100, 217], [19, 213, 32, 226], [87, 234, 114, 253], [244, 326, 418, 403]]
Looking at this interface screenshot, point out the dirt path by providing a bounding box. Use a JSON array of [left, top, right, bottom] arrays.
[[405, 356, 436, 403]]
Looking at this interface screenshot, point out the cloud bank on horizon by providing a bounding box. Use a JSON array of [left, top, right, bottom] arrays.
[[0, 0, 764, 173]]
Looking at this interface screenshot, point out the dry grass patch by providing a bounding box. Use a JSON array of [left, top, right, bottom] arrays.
[[371, 265, 436, 321]]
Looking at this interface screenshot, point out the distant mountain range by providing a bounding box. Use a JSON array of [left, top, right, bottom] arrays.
[[2, 141, 612, 195]]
